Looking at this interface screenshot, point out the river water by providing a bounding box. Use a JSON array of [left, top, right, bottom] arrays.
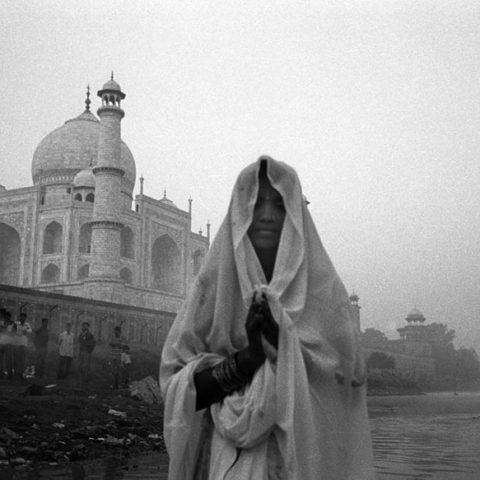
[[369, 391, 480, 479], [4, 391, 480, 479]]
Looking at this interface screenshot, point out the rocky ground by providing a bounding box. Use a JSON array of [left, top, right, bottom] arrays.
[[0, 344, 166, 477]]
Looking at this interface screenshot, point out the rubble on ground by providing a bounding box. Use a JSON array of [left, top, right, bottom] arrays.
[[0, 378, 165, 473], [129, 376, 162, 404]]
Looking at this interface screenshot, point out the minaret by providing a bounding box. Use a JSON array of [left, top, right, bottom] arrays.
[[87, 74, 125, 289], [349, 292, 361, 330]]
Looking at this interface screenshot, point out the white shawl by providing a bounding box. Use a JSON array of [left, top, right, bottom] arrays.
[[160, 156, 374, 479]]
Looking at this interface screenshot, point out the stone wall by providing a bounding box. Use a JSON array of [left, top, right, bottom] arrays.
[[363, 345, 435, 379], [0, 283, 176, 347]]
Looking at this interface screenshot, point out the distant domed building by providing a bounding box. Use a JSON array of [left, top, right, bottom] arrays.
[[359, 300, 436, 380], [0, 75, 209, 313], [397, 307, 432, 357]]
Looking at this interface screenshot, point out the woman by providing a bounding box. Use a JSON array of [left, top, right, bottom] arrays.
[[160, 156, 374, 479]]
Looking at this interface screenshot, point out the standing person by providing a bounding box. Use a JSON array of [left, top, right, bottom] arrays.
[[120, 345, 132, 388], [57, 323, 74, 379], [109, 326, 127, 389], [78, 322, 96, 381], [3, 311, 15, 380], [14, 312, 32, 380], [34, 318, 49, 378], [160, 157, 374, 479], [0, 309, 9, 379]]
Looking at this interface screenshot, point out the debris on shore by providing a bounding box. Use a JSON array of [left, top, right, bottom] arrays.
[[0, 376, 166, 473]]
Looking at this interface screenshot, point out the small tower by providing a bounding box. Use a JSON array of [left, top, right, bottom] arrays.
[[87, 74, 126, 295], [349, 292, 361, 330], [397, 307, 432, 357]]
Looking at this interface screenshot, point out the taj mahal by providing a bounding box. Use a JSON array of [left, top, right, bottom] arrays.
[[0, 74, 443, 370], [0, 74, 209, 316]]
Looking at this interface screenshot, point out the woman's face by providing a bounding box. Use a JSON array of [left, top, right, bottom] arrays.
[[247, 175, 286, 252]]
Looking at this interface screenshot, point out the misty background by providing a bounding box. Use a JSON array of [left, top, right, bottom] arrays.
[[1, 0, 479, 349]]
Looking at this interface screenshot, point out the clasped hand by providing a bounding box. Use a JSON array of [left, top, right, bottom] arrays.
[[245, 293, 279, 364]]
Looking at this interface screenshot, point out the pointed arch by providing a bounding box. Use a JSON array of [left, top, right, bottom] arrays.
[[151, 234, 181, 293], [120, 226, 135, 258], [78, 264, 90, 280], [0, 223, 21, 285], [41, 264, 60, 284], [120, 267, 133, 284], [85, 193, 94, 203], [43, 221, 63, 254], [192, 249, 203, 276], [74, 193, 83, 202], [79, 223, 92, 253]]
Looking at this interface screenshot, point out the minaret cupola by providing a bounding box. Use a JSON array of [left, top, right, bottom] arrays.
[[97, 72, 126, 115]]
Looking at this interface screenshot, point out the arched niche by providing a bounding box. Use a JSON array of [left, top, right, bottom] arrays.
[[120, 226, 135, 259], [41, 263, 60, 284], [43, 221, 63, 254], [0, 223, 21, 285], [78, 264, 89, 280], [120, 267, 133, 284], [85, 193, 94, 203], [74, 193, 82, 202], [79, 223, 92, 253], [151, 234, 181, 293], [192, 249, 203, 276]]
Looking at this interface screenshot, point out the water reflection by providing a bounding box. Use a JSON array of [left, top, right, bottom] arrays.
[[370, 393, 480, 479]]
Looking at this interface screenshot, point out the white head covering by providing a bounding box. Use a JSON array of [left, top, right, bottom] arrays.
[[160, 156, 374, 480]]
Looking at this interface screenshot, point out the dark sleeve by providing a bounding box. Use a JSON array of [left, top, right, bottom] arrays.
[[194, 367, 228, 411], [193, 350, 259, 411]]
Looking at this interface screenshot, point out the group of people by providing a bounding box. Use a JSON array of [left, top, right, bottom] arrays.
[[55, 322, 131, 387], [0, 309, 32, 380], [0, 308, 132, 388]]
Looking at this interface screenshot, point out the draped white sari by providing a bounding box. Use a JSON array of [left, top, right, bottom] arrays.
[[160, 156, 374, 480]]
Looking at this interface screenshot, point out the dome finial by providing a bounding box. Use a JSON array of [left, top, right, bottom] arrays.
[[163, 189, 167, 199], [85, 85, 91, 111], [111, 71, 114, 81]]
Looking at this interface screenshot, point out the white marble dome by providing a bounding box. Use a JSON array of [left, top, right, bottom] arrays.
[[406, 307, 426, 323], [31, 109, 136, 193], [101, 78, 122, 91], [73, 168, 95, 188]]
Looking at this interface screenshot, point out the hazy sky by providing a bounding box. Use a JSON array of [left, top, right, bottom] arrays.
[[1, 1, 479, 349]]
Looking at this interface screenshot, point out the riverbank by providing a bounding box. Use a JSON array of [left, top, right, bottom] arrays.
[[0, 344, 166, 475], [368, 390, 480, 417], [2, 343, 479, 477], [366, 370, 423, 396]]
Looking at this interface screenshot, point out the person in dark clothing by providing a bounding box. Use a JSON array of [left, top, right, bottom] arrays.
[[34, 318, 49, 378], [0, 309, 9, 379], [78, 322, 96, 381], [120, 344, 132, 388], [3, 311, 15, 380], [109, 326, 128, 389]]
